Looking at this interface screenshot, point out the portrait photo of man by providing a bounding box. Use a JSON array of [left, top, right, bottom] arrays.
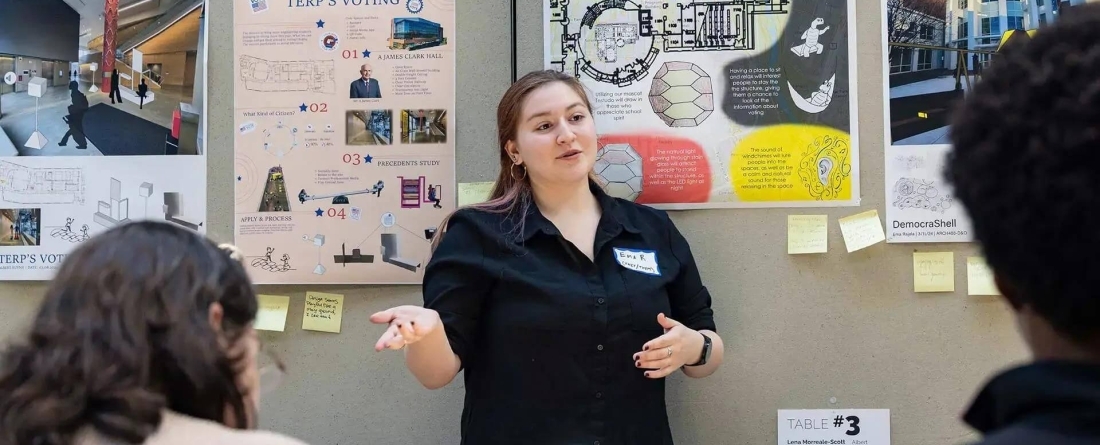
[[350, 63, 382, 99]]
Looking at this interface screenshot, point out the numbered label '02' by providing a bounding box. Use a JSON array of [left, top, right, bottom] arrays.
[[776, 409, 890, 445]]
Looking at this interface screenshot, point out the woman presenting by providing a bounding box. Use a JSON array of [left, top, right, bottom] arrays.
[[371, 70, 724, 445]]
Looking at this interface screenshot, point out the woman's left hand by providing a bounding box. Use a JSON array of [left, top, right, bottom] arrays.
[[633, 313, 705, 378]]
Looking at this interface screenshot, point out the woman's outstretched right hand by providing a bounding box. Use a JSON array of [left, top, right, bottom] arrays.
[[369, 305, 442, 351]]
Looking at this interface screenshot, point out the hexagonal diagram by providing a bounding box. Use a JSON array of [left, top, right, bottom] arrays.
[[594, 143, 643, 202], [649, 61, 713, 127]]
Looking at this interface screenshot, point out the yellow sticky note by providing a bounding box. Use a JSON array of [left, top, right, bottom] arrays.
[[967, 256, 1000, 296], [255, 294, 290, 332], [302, 292, 344, 333], [458, 182, 494, 206], [787, 215, 828, 254], [913, 252, 955, 292], [837, 210, 885, 253]]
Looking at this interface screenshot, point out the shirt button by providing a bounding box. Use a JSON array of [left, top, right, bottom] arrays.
[[595, 392, 602, 399], [597, 297, 605, 304], [596, 344, 604, 351], [594, 442, 600, 445]]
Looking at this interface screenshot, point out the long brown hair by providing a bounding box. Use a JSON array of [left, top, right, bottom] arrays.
[[431, 70, 595, 250], [0, 221, 259, 445]]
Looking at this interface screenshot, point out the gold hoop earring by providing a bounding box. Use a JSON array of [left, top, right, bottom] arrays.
[[510, 163, 527, 181]]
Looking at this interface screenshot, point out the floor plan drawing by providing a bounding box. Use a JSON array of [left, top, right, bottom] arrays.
[[239, 55, 336, 94], [0, 161, 85, 205], [547, 0, 790, 86]]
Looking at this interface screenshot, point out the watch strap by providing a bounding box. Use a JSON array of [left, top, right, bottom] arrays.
[[685, 332, 711, 367]]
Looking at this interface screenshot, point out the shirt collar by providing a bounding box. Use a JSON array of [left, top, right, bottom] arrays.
[[516, 179, 641, 243], [962, 360, 1100, 434]]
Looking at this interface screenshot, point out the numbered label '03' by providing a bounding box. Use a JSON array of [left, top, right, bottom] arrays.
[[776, 409, 890, 445]]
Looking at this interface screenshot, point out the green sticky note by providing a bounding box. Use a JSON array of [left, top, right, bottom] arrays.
[[458, 182, 494, 206]]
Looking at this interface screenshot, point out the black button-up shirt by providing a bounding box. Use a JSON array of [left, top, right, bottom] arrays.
[[423, 182, 717, 445]]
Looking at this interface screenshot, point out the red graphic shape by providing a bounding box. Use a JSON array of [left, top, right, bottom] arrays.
[[598, 133, 711, 204], [101, 0, 118, 93], [172, 109, 181, 138]]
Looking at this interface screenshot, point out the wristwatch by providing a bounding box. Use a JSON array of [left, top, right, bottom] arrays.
[[685, 332, 712, 367]]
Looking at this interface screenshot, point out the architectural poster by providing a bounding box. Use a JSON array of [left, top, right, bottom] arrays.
[[544, 0, 860, 209], [880, 0, 974, 243], [233, 0, 456, 284], [0, 0, 209, 280]]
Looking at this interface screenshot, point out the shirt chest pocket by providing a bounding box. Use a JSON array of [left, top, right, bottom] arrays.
[[613, 247, 674, 331], [496, 266, 583, 331]]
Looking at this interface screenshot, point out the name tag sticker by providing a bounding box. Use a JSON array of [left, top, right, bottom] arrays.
[[613, 247, 660, 276]]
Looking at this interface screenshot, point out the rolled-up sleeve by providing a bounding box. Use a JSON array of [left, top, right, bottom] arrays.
[[422, 211, 490, 368], [663, 214, 717, 333]]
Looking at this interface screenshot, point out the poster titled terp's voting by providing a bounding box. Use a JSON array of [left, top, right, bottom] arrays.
[[233, 0, 456, 284]]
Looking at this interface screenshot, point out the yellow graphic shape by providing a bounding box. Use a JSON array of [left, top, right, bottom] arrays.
[[996, 29, 1037, 52], [729, 124, 851, 201]]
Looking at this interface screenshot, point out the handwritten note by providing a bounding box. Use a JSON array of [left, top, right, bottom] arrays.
[[967, 256, 1000, 296], [254, 294, 290, 332], [302, 292, 344, 333], [837, 210, 886, 253], [458, 182, 494, 206], [787, 215, 828, 254], [913, 252, 954, 292]]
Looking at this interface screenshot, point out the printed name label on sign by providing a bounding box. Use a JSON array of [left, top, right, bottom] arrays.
[[612, 247, 660, 276], [777, 409, 890, 445]]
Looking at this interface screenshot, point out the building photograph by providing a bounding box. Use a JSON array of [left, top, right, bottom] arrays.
[[885, 0, 1099, 145], [346, 110, 392, 145], [884, 0, 951, 145], [1025, 0, 1099, 29], [399, 109, 446, 144], [0, 208, 41, 246], [388, 17, 447, 51], [258, 165, 290, 212], [0, 0, 207, 156]]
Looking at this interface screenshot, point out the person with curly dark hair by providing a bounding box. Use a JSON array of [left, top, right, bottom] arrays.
[[0, 221, 309, 445], [945, 3, 1100, 444]]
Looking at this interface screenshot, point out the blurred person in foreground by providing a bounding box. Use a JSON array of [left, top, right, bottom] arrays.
[[946, 4, 1100, 444], [0, 221, 309, 445]]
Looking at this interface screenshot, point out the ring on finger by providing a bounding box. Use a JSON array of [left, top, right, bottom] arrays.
[[666, 346, 672, 358]]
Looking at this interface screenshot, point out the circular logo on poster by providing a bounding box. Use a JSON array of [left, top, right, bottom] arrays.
[[2, 72, 15, 85], [320, 32, 340, 51], [407, 0, 423, 13]]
